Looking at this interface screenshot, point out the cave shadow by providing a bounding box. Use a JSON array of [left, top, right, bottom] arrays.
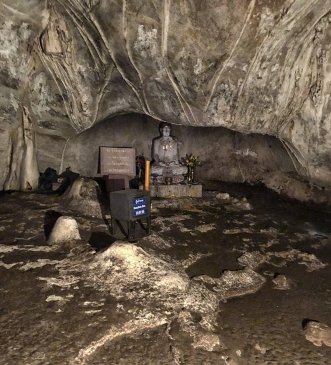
[[90, 178, 117, 251], [302, 318, 318, 329], [44, 210, 62, 240], [94, 176, 112, 229], [88, 231, 116, 252]]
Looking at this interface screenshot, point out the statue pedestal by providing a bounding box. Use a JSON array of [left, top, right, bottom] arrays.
[[150, 184, 202, 198], [151, 175, 185, 184]]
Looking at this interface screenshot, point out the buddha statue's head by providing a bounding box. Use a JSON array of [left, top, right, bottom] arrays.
[[159, 122, 171, 137]]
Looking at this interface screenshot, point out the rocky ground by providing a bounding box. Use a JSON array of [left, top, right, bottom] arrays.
[[0, 182, 331, 365]]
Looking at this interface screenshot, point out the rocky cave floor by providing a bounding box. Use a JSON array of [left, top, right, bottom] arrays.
[[0, 182, 331, 365]]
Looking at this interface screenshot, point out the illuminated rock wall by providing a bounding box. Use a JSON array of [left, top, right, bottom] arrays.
[[0, 1, 330, 202]]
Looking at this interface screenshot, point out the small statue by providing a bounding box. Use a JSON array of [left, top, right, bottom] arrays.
[[151, 123, 187, 184]]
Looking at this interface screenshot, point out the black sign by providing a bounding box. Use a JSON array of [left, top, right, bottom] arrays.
[[132, 196, 148, 217]]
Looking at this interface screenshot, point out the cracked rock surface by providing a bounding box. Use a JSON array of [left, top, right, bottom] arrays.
[[0, 182, 330, 364]]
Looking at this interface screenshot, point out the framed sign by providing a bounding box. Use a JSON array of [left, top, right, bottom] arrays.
[[100, 147, 136, 176]]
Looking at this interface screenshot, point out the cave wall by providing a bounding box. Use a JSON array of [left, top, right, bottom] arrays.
[[0, 0, 75, 189], [62, 113, 295, 185], [0, 0, 331, 200], [37, 0, 331, 189]]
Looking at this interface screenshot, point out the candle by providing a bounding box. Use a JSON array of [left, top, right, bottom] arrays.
[[145, 160, 150, 191]]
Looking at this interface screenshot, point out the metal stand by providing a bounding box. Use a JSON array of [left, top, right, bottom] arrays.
[[111, 216, 151, 242]]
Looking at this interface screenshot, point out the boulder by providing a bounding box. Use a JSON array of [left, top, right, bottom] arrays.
[[272, 274, 295, 290], [48, 216, 81, 243], [304, 321, 331, 347], [63, 177, 106, 218]]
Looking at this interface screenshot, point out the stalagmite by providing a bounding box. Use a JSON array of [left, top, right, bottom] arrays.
[[4, 107, 39, 191]]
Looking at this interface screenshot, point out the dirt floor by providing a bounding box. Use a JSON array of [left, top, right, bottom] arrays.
[[0, 182, 330, 365]]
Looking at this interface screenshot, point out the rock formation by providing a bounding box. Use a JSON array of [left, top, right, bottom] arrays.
[[62, 177, 106, 218], [0, 0, 331, 201], [48, 215, 81, 243]]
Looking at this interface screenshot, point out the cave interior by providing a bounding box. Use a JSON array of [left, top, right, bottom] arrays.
[[0, 1, 331, 364]]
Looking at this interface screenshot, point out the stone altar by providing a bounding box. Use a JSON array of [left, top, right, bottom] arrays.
[[150, 184, 202, 198]]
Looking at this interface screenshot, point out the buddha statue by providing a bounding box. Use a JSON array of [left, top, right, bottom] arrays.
[[151, 122, 187, 184]]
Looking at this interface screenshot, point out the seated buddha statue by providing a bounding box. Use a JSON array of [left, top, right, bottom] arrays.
[[151, 122, 187, 184]]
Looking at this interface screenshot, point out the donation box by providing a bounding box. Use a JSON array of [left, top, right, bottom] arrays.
[[110, 189, 151, 241]]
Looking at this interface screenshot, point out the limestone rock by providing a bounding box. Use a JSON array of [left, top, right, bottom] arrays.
[[63, 177, 105, 218], [214, 269, 266, 300], [263, 172, 331, 205], [272, 274, 295, 290], [304, 321, 331, 347], [56, 240, 222, 361], [297, 252, 328, 272], [254, 343, 268, 354], [48, 216, 81, 243], [4, 107, 39, 191], [86, 242, 219, 320], [194, 268, 266, 300], [176, 311, 221, 352], [87, 242, 190, 308], [232, 198, 252, 211], [237, 251, 266, 270], [216, 193, 230, 200], [84, 242, 222, 357]]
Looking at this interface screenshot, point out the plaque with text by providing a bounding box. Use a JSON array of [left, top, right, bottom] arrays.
[[100, 147, 136, 176], [132, 196, 148, 217]]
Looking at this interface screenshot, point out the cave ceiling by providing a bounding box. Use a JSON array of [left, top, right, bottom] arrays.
[[0, 0, 331, 189]]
